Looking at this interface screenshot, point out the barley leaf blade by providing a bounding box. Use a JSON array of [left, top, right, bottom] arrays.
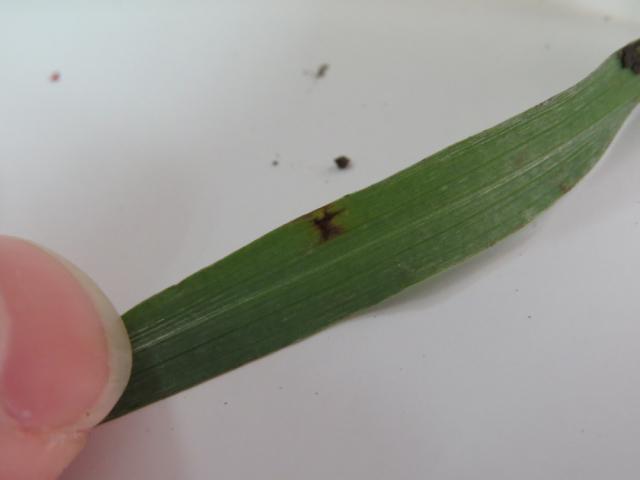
[[106, 43, 640, 421]]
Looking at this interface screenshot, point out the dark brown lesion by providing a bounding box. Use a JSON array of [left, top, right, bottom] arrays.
[[312, 206, 345, 242], [620, 40, 640, 74]]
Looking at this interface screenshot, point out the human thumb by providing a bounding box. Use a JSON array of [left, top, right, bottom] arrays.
[[0, 236, 132, 480]]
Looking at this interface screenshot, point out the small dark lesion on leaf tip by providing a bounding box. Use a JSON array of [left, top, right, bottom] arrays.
[[619, 40, 640, 74]]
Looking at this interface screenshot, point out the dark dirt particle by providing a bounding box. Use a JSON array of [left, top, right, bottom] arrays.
[[313, 206, 345, 242], [334, 156, 351, 169], [315, 63, 329, 79], [620, 40, 640, 74], [272, 160, 279, 166], [50, 71, 60, 82]]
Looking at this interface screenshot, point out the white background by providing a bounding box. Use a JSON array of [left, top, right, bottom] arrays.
[[1, 1, 640, 479]]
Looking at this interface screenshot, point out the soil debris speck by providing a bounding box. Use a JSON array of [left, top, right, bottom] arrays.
[[315, 63, 329, 79], [334, 156, 351, 170], [50, 71, 60, 82]]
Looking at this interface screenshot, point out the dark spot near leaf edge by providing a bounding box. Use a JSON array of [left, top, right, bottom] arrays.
[[312, 206, 345, 242], [559, 181, 574, 194]]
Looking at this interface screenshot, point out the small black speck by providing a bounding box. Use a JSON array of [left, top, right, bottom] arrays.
[[335, 156, 351, 169], [272, 160, 279, 166], [515, 289, 520, 293], [314, 391, 319, 396], [224, 401, 228, 405], [527, 315, 532, 319], [315, 63, 329, 79]]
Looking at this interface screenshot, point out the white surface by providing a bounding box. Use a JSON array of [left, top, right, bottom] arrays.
[[2, 1, 640, 479], [566, 0, 640, 21]]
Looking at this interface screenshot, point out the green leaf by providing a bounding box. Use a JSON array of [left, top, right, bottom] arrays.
[[106, 40, 640, 421]]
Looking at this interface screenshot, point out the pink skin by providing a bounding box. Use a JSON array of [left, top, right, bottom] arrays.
[[0, 237, 132, 480]]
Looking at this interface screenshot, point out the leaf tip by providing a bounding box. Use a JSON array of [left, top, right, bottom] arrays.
[[620, 39, 640, 74]]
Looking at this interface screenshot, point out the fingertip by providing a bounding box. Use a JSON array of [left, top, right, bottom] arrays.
[[0, 235, 132, 478], [0, 236, 132, 430]]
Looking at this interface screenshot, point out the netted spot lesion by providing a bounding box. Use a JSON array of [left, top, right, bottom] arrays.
[[312, 206, 345, 242]]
